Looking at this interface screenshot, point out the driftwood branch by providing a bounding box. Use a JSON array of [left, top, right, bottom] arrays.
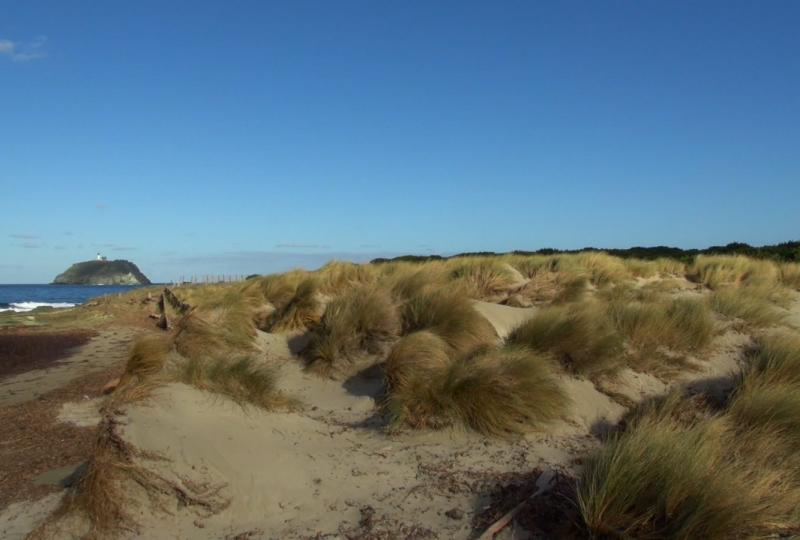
[[155, 294, 168, 330]]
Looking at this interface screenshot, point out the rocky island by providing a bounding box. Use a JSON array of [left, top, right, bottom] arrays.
[[53, 259, 151, 285]]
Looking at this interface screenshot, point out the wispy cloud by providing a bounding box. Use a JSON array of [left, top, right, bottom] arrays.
[[275, 243, 331, 249], [95, 203, 108, 210], [168, 250, 396, 268], [92, 242, 136, 252], [10, 233, 40, 240], [18, 241, 42, 249], [0, 37, 47, 62]]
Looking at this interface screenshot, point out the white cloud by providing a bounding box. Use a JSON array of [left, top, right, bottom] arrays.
[[275, 243, 331, 249], [0, 37, 47, 62]]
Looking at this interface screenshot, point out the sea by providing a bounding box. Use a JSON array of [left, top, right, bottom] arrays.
[[0, 284, 148, 312]]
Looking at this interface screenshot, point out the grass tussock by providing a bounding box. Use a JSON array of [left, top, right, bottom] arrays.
[[654, 257, 687, 276], [384, 331, 451, 391], [508, 302, 623, 376], [621, 258, 659, 278], [608, 297, 714, 368], [518, 271, 588, 304], [577, 398, 800, 538], [446, 258, 519, 300], [177, 356, 291, 409], [305, 285, 401, 377], [120, 334, 172, 383], [562, 252, 630, 287], [401, 287, 497, 355], [386, 344, 568, 436], [316, 260, 377, 295], [688, 255, 781, 289], [173, 307, 255, 361], [743, 332, 800, 385], [267, 277, 321, 331], [384, 263, 449, 300], [728, 379, 800, 447], [242, 269, 309, 310], [503, 254, 559, 279], [709, 286, 784, 328], [779, 262, 800, 289]]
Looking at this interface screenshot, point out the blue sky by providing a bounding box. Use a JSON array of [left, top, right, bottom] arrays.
[[1, 1, 798, 283]]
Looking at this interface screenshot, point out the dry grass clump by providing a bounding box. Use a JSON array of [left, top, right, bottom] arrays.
[[508, 302, 622, 376], [305, 285, 401, 378], [709, 286, 784, 328], [120, 334, 172, 383], [267, 277, 321, 331], [173, 306, 255, 361], [577, 397, 800, 538], [386, 344, 568, 436], [744, 332, 800, 385], [779, 262, 800, 289], [177, 356, 290, 409], [316, 260, 377, 295], [241, 269, 308, 309], [621, 258, 659, 278], [503, 254, 559, 279], [608, 297, 714, 366], [561, 252, 630, 286], [688, 255, 780, 289], [384, 330, 451, 391], [401, 287, 497, 355], [61, 418, 141, 536], [654, 257, 686, 276], [446, 258, 519, 300], [517, 271, 588, 304], [383, 263, 449, 300], [728, 379, 800, 447]]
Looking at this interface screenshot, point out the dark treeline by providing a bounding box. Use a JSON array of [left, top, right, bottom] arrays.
[[371, 241, 800, 264]]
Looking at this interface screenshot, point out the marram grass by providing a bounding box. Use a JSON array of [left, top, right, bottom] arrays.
[[386, 343, 568, 436], [306, 285, 401, 378]]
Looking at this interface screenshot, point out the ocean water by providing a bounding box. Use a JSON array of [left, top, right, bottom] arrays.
[[0, 284, 148, 312]]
